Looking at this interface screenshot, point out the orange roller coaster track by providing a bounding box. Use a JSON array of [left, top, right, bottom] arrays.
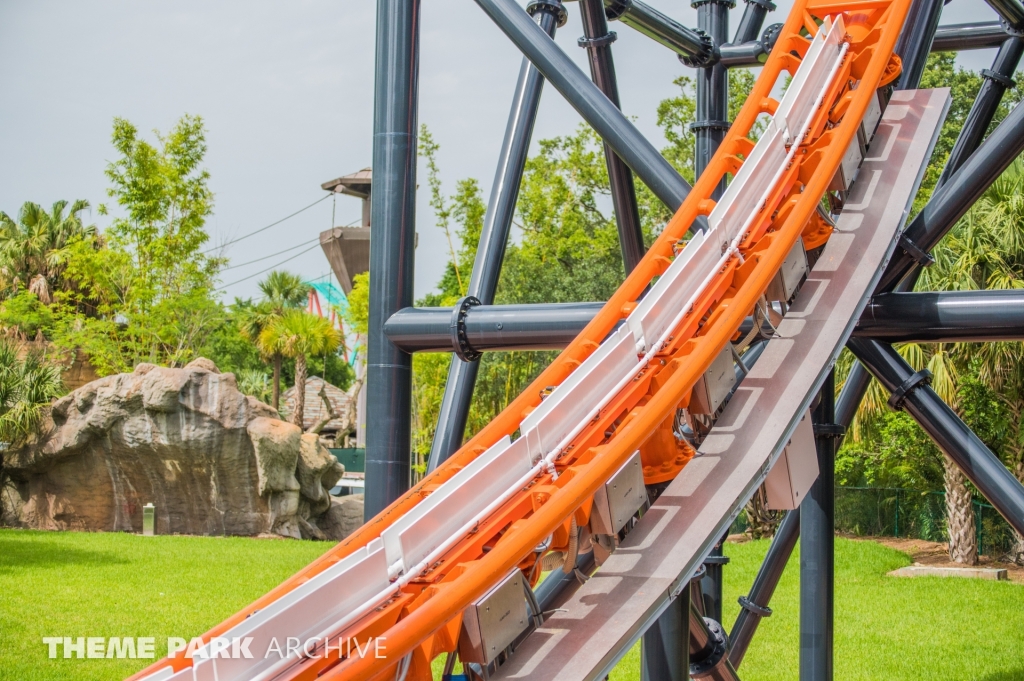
[[129, 0, 909, 678]]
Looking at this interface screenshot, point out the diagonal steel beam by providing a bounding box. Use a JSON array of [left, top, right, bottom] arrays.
[[473, 0, 694, 210]]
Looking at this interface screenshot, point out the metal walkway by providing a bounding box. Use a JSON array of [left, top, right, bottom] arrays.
[[496, 88, 949, 681]]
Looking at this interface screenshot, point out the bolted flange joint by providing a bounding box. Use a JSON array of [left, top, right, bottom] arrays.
[[450, 296, 483, 362], [888, 369, 932, 411], [689, 617, 733, 678], [678, 29, 719, 68], [738, 595, 772, 618], [527, 0, 569, 27], [761, 22, 784, 56]]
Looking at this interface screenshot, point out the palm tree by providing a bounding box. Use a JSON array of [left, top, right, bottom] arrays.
[[918, 158, 1024, 565], [0, 200, 95, 302], [259, 310, 341, 428], [237, 271, 307, 409], [0, 339, 64, 462]]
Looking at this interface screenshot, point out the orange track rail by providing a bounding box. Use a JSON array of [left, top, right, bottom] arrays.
[[128, 0, 907, 678]]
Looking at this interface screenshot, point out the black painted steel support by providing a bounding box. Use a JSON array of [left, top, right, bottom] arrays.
[[688, 603, 741, 681], [718, 39, 768, 66], [642, 590, 690, 681], [364, 0, 420, 520], [725, 22, 1006, 70], [475, 0, 694, 210], [693, 0, 732, 200], [984, 0, 1024, 32], [800, 371, 838, 681], [732, 0, 774, 44], [700, 538, 729, 622], [932, 21, 1010, 51], [937, 35, 1024, 187], [385, 302, 601, 353], [878, 93, 1024, 292], [426, 1, 561, 472], [579, 0, 646, 272], [855, 290, 1024, 342], [693, 0, 731, 621], [729, 509, 800, 669], [893, 0, 944, 90], [605, 0, 716, 65], [848, 338, 1024, 538]]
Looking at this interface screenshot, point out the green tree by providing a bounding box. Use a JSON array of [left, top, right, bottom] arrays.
[[52, 115, 222, 375], [238, 270, 308, 409], [0, 199, 96, 304], [913, 52, 1023, 215], [918, 158, 1024, 564], [259, 310, 342, 428]]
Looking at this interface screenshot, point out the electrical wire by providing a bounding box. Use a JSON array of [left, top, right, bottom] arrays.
[[215, 242, 322, 290], [219, 236, 320, 271], [203, 194, 331, 253]]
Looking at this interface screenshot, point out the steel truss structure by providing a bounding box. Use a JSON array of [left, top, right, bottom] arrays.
[[129, 0, 1024, 679]]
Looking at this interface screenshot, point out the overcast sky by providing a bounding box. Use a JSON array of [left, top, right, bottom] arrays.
[[0, 0, 1001, 303]]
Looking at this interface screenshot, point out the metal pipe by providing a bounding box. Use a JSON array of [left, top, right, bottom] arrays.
[[475, 0, 694, 210], [604, 0, 716, 65], [364, 0, 420, 521], [932, 22, 1010, 52], [579, 0, 646, 273], [984, 0, 1024, 31], [848, 338, 1024, 538], [855, 290, 1024, 342], [725, 22, 1008, 69], [893, 0, 945, 90], [937, 36, 1024, 187], [693, 0, 731, 197], [385, 284, 1024, 355], [728, 509, 800, 668], [800, 371, 837, 681], [426, 1, 562, 473], [719, 39, 767, 66], [877, 94, 1024, 292], [384, 302, 602, 353], [641, 590, 690, 681], [732, 0, 774, 44]]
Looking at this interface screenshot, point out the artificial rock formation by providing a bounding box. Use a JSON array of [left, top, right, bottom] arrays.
[[0, 359, 350, 540]]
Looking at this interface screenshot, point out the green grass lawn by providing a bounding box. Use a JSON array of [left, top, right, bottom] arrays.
[[1, 529, 1022, 681], [608, 538, 1024, 681], [0, 529, 331, 681]]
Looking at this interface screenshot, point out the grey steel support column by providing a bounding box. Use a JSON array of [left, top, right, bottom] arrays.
[[728, 509, 800, 668], [642, 590, 690, 681], [364, 0, 421, 521], [732, 0, 774, 44], [848, 338, 1024, 537], [800, 371, 837, 681], [700, 537, 728, 622], [426, 1, 562, 472], [579, 0, 645, 272], [694, 0, 731, 616], [475, 0, 694, 210], [893, 0, 944, 90], [877, 94, 1024, 292], [937, 35, 1024, 187], [693, 0, 732, 199]]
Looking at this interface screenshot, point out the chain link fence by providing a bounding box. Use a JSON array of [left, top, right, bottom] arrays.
[[835, 487, 1016, 557]]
